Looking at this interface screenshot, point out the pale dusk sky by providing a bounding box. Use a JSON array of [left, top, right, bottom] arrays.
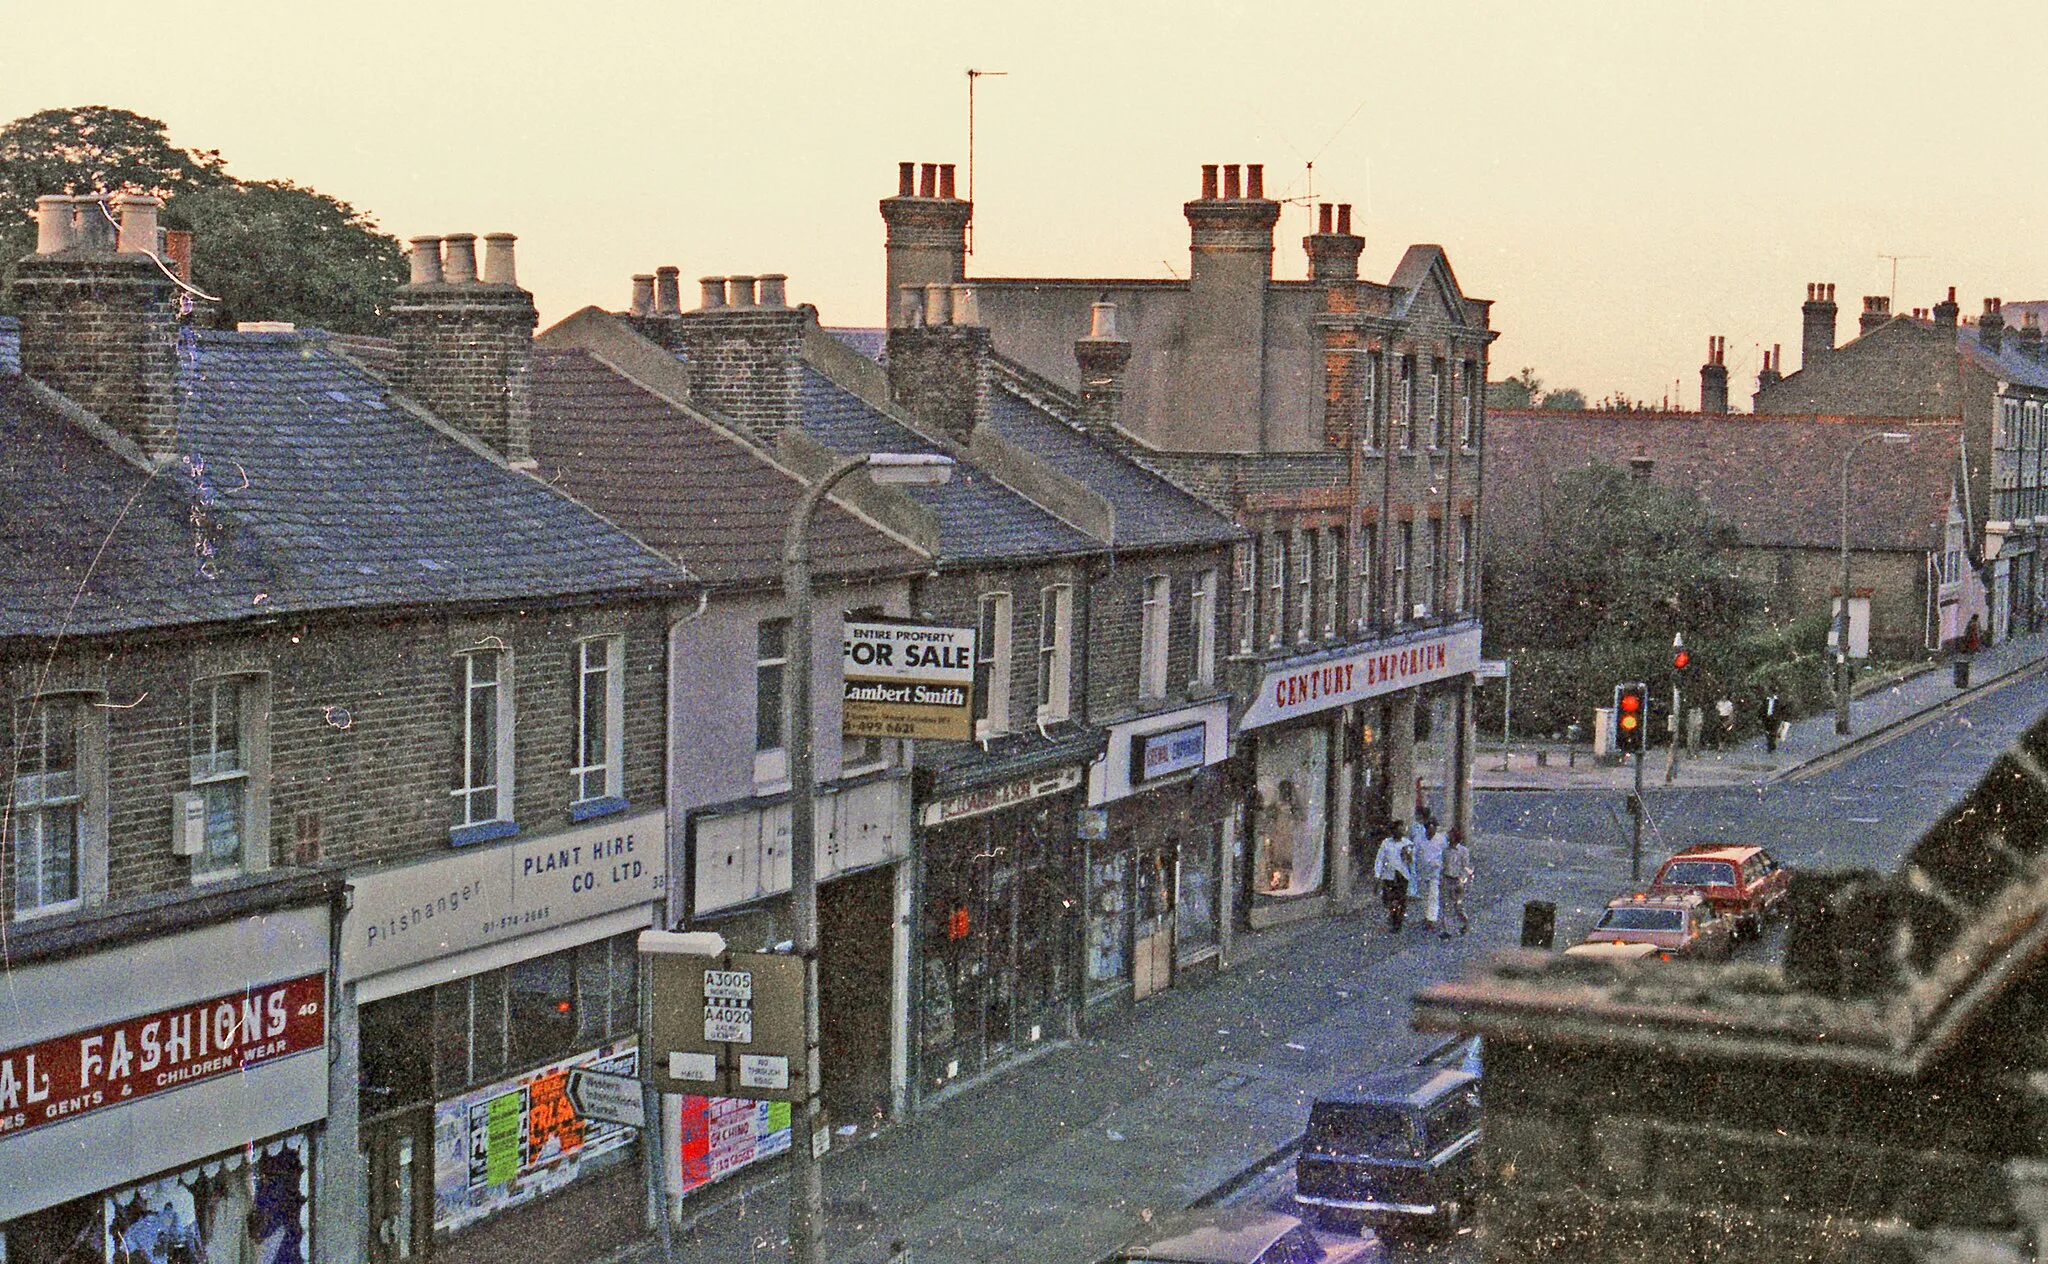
[[6, 2, 2044, 408]]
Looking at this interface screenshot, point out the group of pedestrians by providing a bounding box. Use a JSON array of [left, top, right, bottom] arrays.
[[1371, 812, 1472, 939]]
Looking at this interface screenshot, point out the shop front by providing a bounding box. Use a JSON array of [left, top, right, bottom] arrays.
[[0, 874, 340, 1264], [915, 766, 1084, 1099], [1081, 700, 1235, 1011], [686, 774, 912, 1128], [343, 809, 666, 1264], [1238, 626, 1483, 928]]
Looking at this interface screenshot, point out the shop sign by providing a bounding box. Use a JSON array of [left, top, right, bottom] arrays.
[[919, 766, 1084, 826], [433, 1041, 639, 1234], [342, 808, 665, 982], [843, 621, 977, 741], [1239, 626, 1484, 729], [1131, 723, 1207, 784], [0, 972, 325, 1141]]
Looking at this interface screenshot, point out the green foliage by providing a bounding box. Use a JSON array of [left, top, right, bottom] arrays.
[[1482, 462, 1807, 735], [1538, 387, 1587, 411], [168, 181, 405, 334], [0, 105, 402, 332], [1487, 367, 1541, 410]]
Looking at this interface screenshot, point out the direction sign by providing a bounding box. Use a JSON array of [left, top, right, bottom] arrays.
[[566, 1068, 646, 1130], [643, 946, 806, 1102]]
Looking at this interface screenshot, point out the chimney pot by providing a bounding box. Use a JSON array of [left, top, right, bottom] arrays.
[[112, 193, 162, 256], [34, 195, 76, 254], [162, 229, 194, 285], [898, 161, 916, 197], [1337, 204, 1352, 235], [654, 266, 681, 316], [1246, 164, 1264, 199], [481, 233, 518, 286], [1201, 164, 1219, 199], [758, 273, 788, 309], [1086, 300, 1120, 342], [949, 283, 978, 326], [630, 274, 655, 317], [698, 277, 726, 310], [408, 235, 445, 285], [1222, 164, 1242, 199], [1318, 203, 1333, 234], [442, 233, 478, 284], [727, 275, 757, 308], [71, 197, 117, 253], [919, 163, 937, 198], [923, 282, 951, 327], [939, 164, 957, 199]]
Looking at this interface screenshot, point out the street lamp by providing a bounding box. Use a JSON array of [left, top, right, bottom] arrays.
[[782, 450, 952, 1264], [1836, 431, 1913, 735]]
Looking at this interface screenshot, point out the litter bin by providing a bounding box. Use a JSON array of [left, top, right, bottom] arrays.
[[1520, 900, 1556, 949], [1955, 658, 1972, 689]]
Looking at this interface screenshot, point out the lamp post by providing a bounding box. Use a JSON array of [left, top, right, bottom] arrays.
[[782, 450, 952, 1264], [1836, 431, 1913, 735]]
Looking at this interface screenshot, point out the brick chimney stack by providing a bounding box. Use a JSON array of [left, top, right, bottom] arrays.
[[2018, 311, 2044, 360], [1859, 295, 1891, 335], [1303, 202, 1364, 283], [1173, 163, 1281, 452], [880, 160, 971, 325], [673, 272, 808, 442], [1801, 282, 1837, 370], [1754, 345, 1784, 409], [12, 194, 183, 464], [391, 232, 539, 465], [1073, 299, 1132, 440], [886, 282, 992, 444], [1700, 335, 1729, 415], [1934, 286, 1959, 330], [1981, 297, 2006, 355]]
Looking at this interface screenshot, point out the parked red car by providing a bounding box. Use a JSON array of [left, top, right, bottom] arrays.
[[1648, 844, 1790, 937]]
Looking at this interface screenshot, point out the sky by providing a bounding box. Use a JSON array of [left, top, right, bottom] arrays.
[[5, 1, 2046, 409]]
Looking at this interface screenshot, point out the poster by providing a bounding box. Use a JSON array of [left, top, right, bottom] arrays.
[[842, 621, 975, 740], [432, 1041, 638, 1235], [668, 1095, 791, 1199]]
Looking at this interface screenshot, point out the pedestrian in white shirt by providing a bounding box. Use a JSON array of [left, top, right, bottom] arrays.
[[1440, 828, 1473, 936], [1415, 822, 1448, 933], [1373, 824, 1413, 932]]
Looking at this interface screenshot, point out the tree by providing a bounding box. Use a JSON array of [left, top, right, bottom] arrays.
[[0, 105, 402, 332], [169, 181, 405, 334], [1538, 387, 1587, 411], [1488, 367, 1542, 410]]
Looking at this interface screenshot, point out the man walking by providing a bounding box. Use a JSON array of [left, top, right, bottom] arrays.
[[1415, 819, 1448, 934], [1374, 823, 1413, 933], [1762, 693, 1780, 753], [1440, 828, 1473, 936]]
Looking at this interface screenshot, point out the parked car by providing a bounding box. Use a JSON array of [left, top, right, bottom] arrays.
[[1565, 892, 1735, 961], [1295, 1065, 1481, 1237], [1649, 843, 1791, 936], [1101, 1208, 1373, 1264]]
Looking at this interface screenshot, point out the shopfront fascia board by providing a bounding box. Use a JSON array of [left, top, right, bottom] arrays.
[[1239, 625, 1484, 730], [692, 776, 912, 916], [1089, 698, 1232, 806]]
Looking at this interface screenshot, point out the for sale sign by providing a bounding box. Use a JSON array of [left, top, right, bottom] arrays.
[[842, 621, 977, 741]]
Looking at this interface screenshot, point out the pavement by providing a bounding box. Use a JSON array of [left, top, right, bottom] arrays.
[[1454, 628, 2048, 792], [626, 630, 2048, 1264]]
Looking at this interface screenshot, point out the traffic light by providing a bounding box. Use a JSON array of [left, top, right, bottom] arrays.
[[1672, 647, 1691, 674], [1615, 682, 1649, 752]]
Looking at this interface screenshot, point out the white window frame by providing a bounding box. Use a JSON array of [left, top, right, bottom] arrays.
[[1266, 533, 1288, 649], [1364, 351, 1383, 451], [572, 636, 625, 809], [1140, 574, 1172, 700], [1457, 515, 1475, 613], [1398, 355, 1416, 450], [976, 592, 1013, 738], [1460, 358, 1480, 449], [1355, 522, 1376, 633], [753, 619, 790, 785], [1293, 531, 1314, 645], [1322, 528, 1342, 639], [453, 648, 514, 833], [1394, 522, 1412, 623], [193, 674, 270, 879], [13, 694, 101, 918], [1429, 358, 1447, 449], [1191, 569, 1218, 689], [1236, 541, 1259, 656], [1036, 584, 1074, 722]]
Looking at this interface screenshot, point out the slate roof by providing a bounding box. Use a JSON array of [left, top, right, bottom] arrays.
[[527, 348, 925, 587], [796, 365, 1100, 565], [1958, 323, 2048, 391], [984, 379, 1243, 552], [825, 327, 886, 365], [0, 323, 690, 641], [1485, 409, 1963, 553]]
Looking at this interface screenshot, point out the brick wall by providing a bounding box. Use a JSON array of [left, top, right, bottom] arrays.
[[888, 324, 993, 444], [11, 253, 180, 459], [1083, 545, 1236, 723], [673, 307, 807, 441], [390, 284, 539, 461]]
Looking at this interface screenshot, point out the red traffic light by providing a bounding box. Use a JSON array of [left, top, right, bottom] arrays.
[[1673, 649, 1691, 671], [1615, 682, 1648, 747]]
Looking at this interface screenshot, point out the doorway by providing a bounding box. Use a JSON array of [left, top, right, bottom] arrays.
[[365, 1110, 434, 1264], [1133, 847, 1176, 1000]]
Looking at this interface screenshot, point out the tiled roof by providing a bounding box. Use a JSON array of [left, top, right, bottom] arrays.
[[984, 381, 1242, 551], [916, 724, 1106, 798], [527, 348, 925, 587], [797, 365, 1100, 565], [0, 325, 689, 640], [1958, 323, 2048, 391], [1485, 409, 1962, 553]]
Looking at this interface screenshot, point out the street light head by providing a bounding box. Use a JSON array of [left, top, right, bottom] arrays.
[[865, 452, 956, 485], [1881, 431, 1912, 444]]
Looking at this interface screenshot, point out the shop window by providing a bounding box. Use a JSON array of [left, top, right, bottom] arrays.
[[571, 636, 624, 814], [1176, 824, 1222, 961], [1140, 575, 1171, 699], [2, 1194, 101, 1264], [418, 933, 641, 1098], [507, 951, 577, 1069], [191, 675, 267, 880], [361, 987, 435, 1115], [574, 931, 640, 1045], [1254, 727, 1329, 898], [1036, 584, 1074, 722], [452, 646, 514, 840], [104, 1135, 309, 1264], [1087, 848, 1130, 989], [973, 593, 1012, 737], [1191, 569, 1218, 689], [12, 693, 102, 918]]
